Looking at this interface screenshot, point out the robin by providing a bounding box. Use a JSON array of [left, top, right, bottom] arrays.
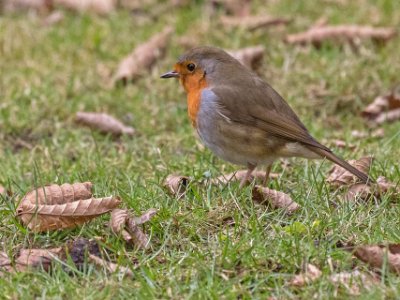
[[161, 46, 370, 187]]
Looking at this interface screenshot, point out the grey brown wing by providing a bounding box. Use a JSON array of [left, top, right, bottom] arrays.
[[210, 84, 331, 152]]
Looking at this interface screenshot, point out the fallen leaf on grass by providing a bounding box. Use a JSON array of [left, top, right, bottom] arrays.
[[164, 174, 190, 198], [327, 156, 373, 186], [0, 248, 61, 275], [20, 182, 93, 205], [351, 128, 385, 139], [220, 15, 291, 31], [110, 208, 157, 249], [42, 10, 64, 26], [0, 185, 6, 196], [252, 185, 300, 214], [353, 244, 400, 273], [227, 46, 265, 71], [362, 85, 400, 125], [344, 176, 398, 202], [328, 270, 380, 296], [290, 263, 322, 286], [53, 0, 116, 15], [88, 254, 133, 277], [18, 196, 121, 232], [75, 112, 135, 136], [113, 27, 172, 84], [332, 140, 356, 150], [210, 0, 251, 17], [2, 0, 53, 13], [17, 182, 120, 232], [212, 170, 278, 185], [286, 25, 396, 46]]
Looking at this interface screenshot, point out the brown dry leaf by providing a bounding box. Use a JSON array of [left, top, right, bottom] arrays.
[[18, 196, 121, 232], [290, 263, 322, 287], [19, 182, 93, 206], [164, 174, 190, 198], [362, 86, 400, 121], [227, 46, 265, 71], [0, 252, 13, 275], [344, 176, 397, 201], [88, 254, 133, 277], [332, 140, 356, 150], [0, 185, 6, 196], [210, 0, 251, 17], [327, 156, 373, 187], [220, 15, 291, 31], [53, 0, 115, 15], [15, 248, 61, 271], [113, 27, 172, 84], [2, 0, 53, 13], [374, 108, 400, 125], [286, 25, 396, 46], [110, 208, 157, 249], [42, 10, 64, 26], [75, 112, 135, 136], [353, 244, 400, 273], [252, 185, 300, 214], [376, 176, 399, 193], [212, 169, 278, 185], [351, 129, 385, 139], [344, 183, 373, 201], [328, 270, 380, 296]]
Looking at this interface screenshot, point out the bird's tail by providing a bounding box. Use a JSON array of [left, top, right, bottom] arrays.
[[309, 147, 371, 183]]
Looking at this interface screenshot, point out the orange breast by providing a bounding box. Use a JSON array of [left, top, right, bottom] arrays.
[[181, 72, 208, 127]]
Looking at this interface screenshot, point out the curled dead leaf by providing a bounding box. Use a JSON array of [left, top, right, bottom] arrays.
[[374, 108, 400, 125], [110, 208, 128, 234], [110, 208, 157, 249], [290, 263, 322, 287], [344, 176, 397, 202], [2, 0, 53, 13], [327, 156, 373, 186], [53, 0, 115, 15], [75, 112, 135, 136], [42, 10, 64, 26], [210, 0, 251, 17], [164, 174, 190, 198], [328, 270, 380, 296], [362, 86, 400, 121], [0, 185, 6, 196], [15, 248, 61, 271], [353, 244, 400, 273], [113, 27, 172, 84], [88, 254, 133, 277], [252, 185, 300, 214], [227, 46, 265, 71], [19, 182, 92, 206], [220, 15, 291, 31], [18, 196, 121, 232], [286, 25, 396, 46], [212, 169, 278, 185]]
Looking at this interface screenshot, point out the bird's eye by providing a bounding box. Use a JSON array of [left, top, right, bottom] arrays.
[[187, 63, 195, 72]]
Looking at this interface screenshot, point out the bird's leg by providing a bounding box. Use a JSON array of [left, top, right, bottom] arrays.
[[263, 163, 273, 187], [239, 163, 256, 188]]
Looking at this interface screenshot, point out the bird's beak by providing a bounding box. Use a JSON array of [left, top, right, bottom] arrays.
[[160, 70, 180, 79]]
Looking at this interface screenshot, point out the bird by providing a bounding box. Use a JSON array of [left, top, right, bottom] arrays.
[[161, 46, 370, 188]]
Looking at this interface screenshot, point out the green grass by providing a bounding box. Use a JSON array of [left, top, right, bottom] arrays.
[[1, 0, 400, 298]]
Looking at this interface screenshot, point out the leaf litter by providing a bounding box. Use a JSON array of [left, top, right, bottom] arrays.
[[252, 185, 300, 214], [75, 112, 135, 136], [17, 182, 120, 232], [286, 24, 396, 46], [113, 26, 173, 85], [110, 208, 157, 249], [362, 85, 400, 125]]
